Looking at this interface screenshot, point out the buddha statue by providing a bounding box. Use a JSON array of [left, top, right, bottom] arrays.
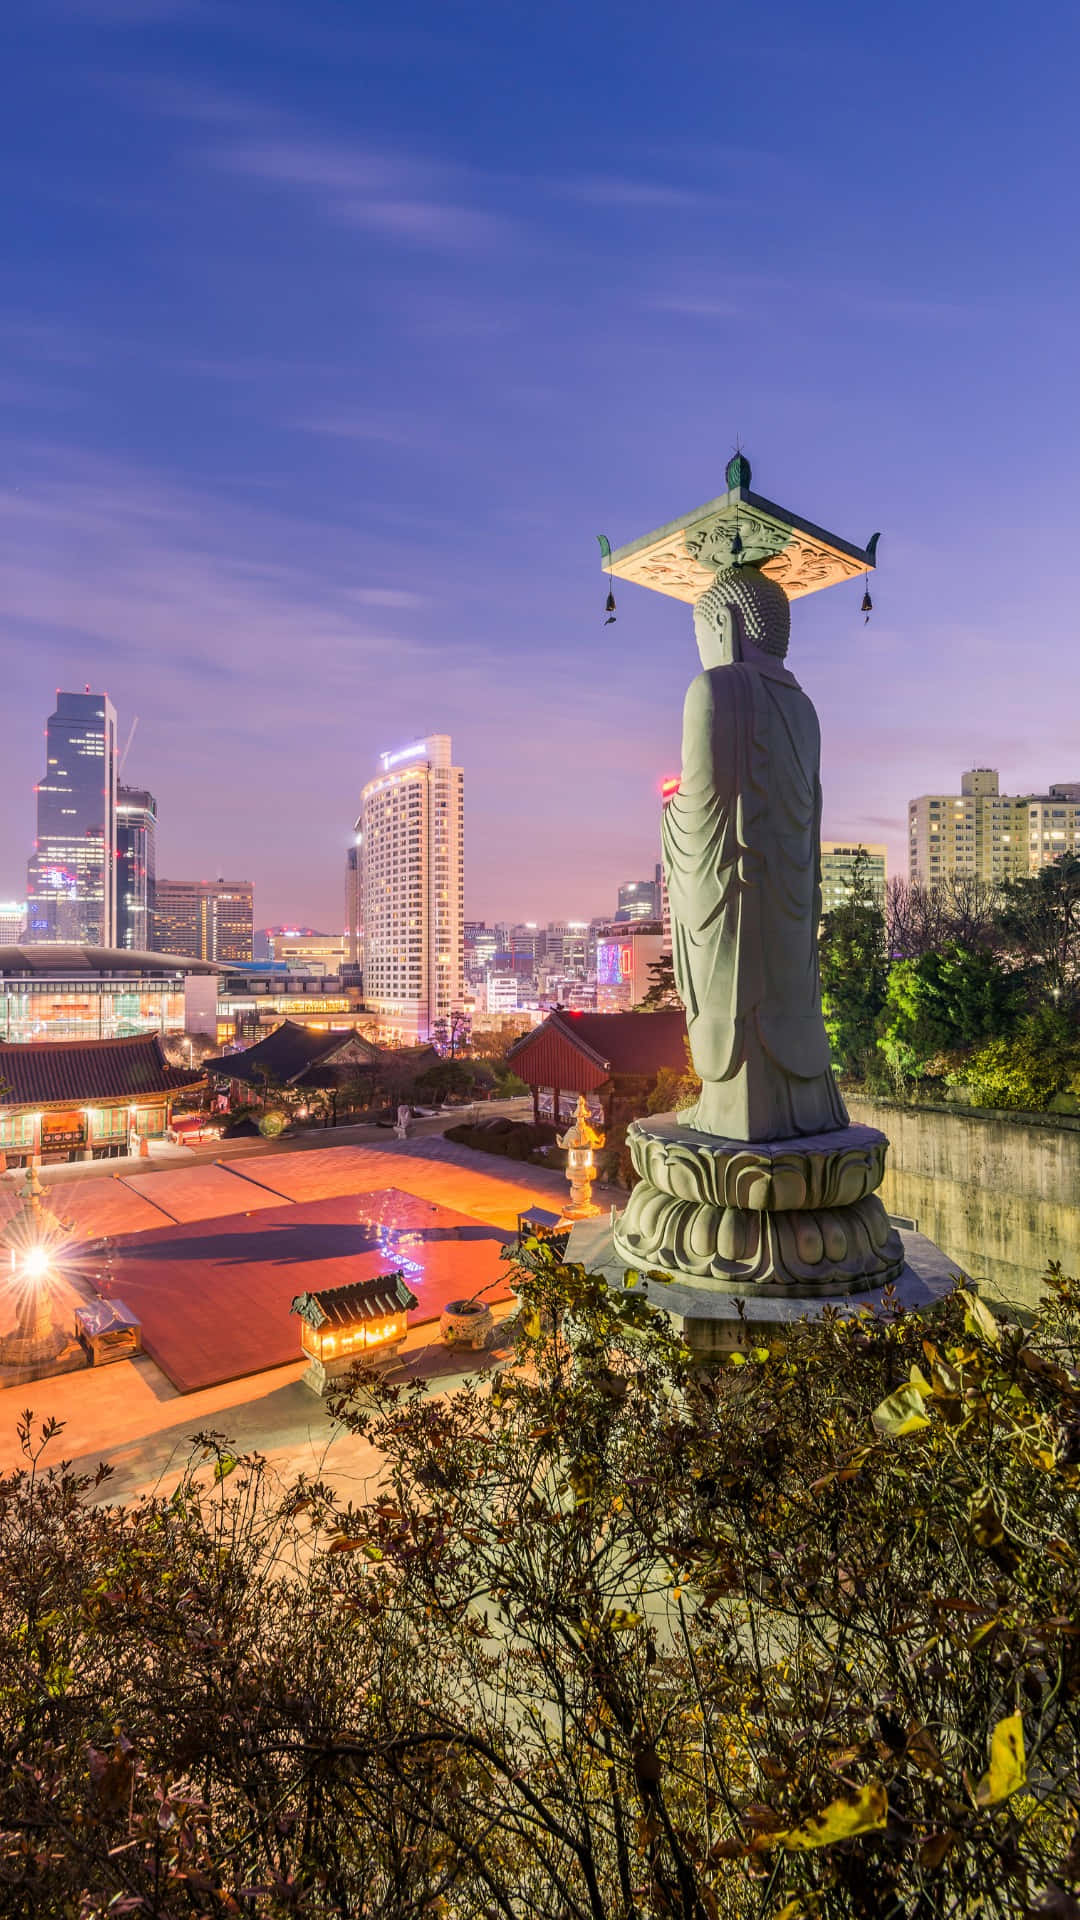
[[663, 556, 849, 1143]]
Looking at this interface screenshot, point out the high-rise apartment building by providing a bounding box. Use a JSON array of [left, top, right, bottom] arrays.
[[154, 879, 254, 963], [358, 734, 464, 1044], [909, 770, 1080, 883], [116, 785, 157, 951], [0, 903, 26, 945], [26, 690, 118, 945], [820, 842, 887, 916]]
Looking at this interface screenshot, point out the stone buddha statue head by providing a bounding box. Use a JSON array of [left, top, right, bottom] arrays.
[[692, 563, 791, 671]]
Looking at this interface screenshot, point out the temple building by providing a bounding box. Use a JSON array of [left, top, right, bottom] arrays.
[[0, 1032, 201, 1166], [206, 1019, 438, 1113], [507, 1008, 688, 1130]]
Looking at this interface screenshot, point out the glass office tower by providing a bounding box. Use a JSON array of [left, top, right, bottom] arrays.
[[116, 785, 157, 951], [26, 691, 118, 945]]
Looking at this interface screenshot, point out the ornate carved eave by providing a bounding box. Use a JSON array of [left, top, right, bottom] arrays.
[[605, 485, 877, 604]]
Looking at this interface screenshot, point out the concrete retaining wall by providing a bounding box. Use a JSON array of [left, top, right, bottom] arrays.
[[847, 1096, 1080, 1315]]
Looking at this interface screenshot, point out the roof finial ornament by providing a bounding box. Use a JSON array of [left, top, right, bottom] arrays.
[[725, 446, 752, 491]]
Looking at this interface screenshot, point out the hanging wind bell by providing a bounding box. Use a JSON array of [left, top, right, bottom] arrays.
[[861, 531, 880, 623], [597, 534, 617, 624]]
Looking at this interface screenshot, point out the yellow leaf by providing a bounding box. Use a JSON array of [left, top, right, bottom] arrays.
[[775, 1782, 888, 1851], [871, 1385, 931, 1439], [958, 1287, 1001, 1348], [974, 1712, 1026, 1807]]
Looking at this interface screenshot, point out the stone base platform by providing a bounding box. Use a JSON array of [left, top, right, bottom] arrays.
[[0, 1336, 89, 1389], [613, 1114, 905, 1292], [566, 1216, 961, 1356]]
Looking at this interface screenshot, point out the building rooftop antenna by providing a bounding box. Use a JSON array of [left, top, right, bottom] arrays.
[[119, 716, 139, 777]]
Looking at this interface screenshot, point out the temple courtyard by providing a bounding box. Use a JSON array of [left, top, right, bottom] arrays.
[[0, 1120, 601, 1499]]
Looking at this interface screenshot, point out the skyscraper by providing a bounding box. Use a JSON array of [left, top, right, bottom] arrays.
[[615, 878, 660, 922], [358, 734, 464, 1044], [116, 785, 157, 951], [154, 879, 254, 963], [345, 838, 363, 972], [26, 690, 118, 945]]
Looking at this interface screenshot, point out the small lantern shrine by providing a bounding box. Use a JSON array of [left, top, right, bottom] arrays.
[[291, 1271, 419, 1395], [557, 1095, 605, 1222]]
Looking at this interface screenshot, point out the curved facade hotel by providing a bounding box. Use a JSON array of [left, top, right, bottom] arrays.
[[357, 735, 464, 1045]]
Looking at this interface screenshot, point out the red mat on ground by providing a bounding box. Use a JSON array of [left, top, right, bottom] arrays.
[[97, 1187, 514, 1393]]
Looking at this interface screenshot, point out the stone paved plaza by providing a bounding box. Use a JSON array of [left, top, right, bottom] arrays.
[[0, 1125, 599, 1498]]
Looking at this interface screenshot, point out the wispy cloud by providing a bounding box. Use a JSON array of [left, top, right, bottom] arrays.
[[295, 411, 432, 448], [646, 294, 742, 319], [203, 133, 508, 252], [556, 176, 712, 211], [345, 588, 429, 610], [43, 0, 200, 20]]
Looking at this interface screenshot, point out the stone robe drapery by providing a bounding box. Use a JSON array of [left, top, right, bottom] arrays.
[[663, 659, 848, 1142]]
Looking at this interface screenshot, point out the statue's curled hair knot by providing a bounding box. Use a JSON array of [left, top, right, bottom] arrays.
[[694, 565, 791, 660]]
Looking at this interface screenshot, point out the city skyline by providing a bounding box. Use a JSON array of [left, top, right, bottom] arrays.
[[3, 5, 1080, 922]]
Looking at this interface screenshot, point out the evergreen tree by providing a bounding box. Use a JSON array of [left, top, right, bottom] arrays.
[[819, 847, 888, 1080]]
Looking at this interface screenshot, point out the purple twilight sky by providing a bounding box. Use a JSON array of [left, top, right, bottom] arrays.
[[2, 0, 1080, 929]]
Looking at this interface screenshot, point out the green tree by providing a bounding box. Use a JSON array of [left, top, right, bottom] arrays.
[[474, 1054, 529, 1097], [877, 942, 1027, 1091], [636, 951, 683, 1011], [416, 1056, 492, 1105], [8, 1249, 1080, 1917], [819, 849, 888, 1079], [996, 854, 1080, 1010], [947, 1004, 1080, 1112], [645, 1038, 702, 1115]]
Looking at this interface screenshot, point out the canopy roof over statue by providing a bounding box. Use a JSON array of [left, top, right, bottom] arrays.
[[602, 454, 879, 604]]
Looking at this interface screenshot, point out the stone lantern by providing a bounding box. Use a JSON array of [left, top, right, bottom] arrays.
[[0, 1168, 72, 1370], [558, 1096, 605, 1222]]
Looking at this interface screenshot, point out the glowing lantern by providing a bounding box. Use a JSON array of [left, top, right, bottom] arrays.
[[558, 1095, 605, 1222], [291, 1271, 419, 1396]]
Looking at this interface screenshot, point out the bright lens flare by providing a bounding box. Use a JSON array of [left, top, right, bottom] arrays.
[[21, 1247, 51, 1281]]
